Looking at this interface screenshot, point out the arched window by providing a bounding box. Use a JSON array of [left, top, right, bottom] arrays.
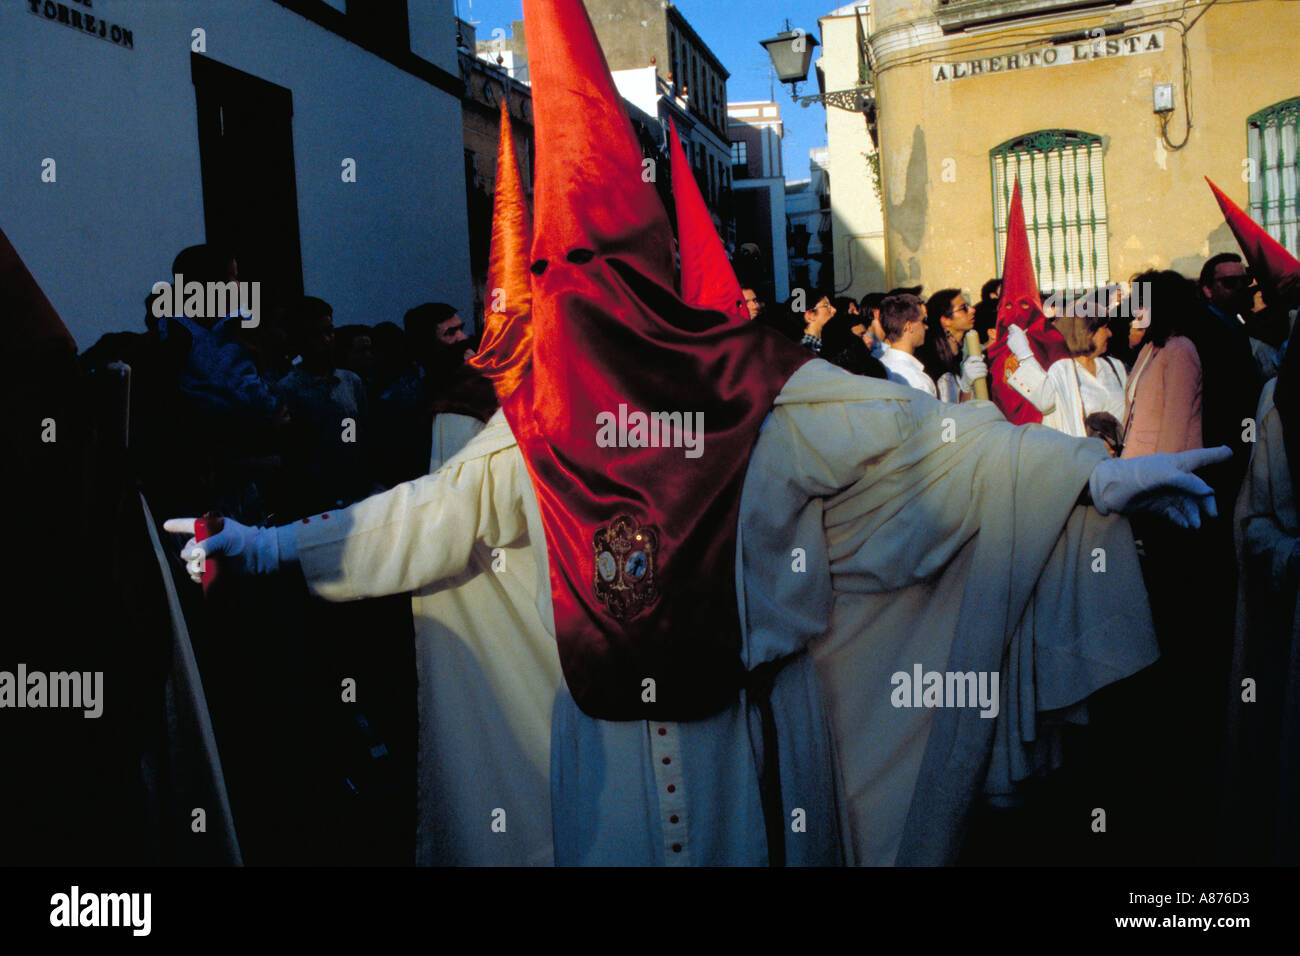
[[1248, 98, 1300, 254], [990, 130, 1108, 292]]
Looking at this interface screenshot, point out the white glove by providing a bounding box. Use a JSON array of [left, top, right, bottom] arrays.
[[1088, 447, 1233, 528], [958, 354, 988, 392], [1005, 324, 1034, 361], [164, 516, 298, 583]]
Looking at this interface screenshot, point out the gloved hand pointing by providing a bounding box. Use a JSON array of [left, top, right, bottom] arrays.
[[1088, 446, 1233, 529], [163, 516, 296, 583]]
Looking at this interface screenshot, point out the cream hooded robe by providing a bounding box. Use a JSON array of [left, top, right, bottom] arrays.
[[294, 359, 1158, 865]]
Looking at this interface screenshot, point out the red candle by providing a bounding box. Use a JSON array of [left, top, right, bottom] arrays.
[[194, 512, 224, 596]]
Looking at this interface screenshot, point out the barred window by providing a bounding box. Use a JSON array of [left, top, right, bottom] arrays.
[[1248, 98, 1300, 254], [990, 130, 1108, 292]]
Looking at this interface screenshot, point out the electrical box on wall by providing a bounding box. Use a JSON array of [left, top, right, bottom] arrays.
[[1153, 83, 1175, 113]]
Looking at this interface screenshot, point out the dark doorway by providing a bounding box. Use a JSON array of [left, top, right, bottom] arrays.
[[191, 54, 303, 309]]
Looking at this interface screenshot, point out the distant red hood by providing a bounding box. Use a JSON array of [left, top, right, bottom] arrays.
[[984, 180, 1069, 425], [1206, 176, 1300, 300]]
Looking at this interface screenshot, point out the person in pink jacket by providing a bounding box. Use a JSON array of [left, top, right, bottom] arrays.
[[1122, 270, 1204, 458]]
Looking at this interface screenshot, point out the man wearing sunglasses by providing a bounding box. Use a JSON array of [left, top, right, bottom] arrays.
[[1199, 253, 1255, 328], [1191, 254, 1262, 499]]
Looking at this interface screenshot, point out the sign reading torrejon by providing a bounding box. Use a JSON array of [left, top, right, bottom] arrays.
[[932, 30, 1163, 83]]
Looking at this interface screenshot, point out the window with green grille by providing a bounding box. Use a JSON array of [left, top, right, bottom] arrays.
[[990, 131, 1108, 293], [1248, 98, 1300, 254]]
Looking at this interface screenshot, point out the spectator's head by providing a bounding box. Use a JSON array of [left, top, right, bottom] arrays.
[[832, 296, 860, 318], [819, 309, 861, 359], [855, 292, 887, 344], [405, 302, 471, 368], [880, 293, 927, 351], [741, 286, 766, 321], [334, 324, 375, 379], [826, 334, 878, 377], [1054, 297, 1112, 357], [171, 244, 237, 284], [859, 292, 885, 320], [973, 279, 1002, 343], [1199, 252, 1252, 316], [801, 291, 837, 337], [289, 296, 335, 369], [887, 285, 924, 300], [168, 245, 239, 330], [1130, 269, 1198, 349], [926, 288, 975, 341]]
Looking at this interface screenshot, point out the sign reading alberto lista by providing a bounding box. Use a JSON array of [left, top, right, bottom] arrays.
[[932, 30, 1164, 83]]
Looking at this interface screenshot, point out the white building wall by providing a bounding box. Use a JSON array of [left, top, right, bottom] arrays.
[[0, 0, 470, 349]]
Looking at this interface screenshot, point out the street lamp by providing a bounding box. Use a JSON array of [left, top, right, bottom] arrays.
[[759, 24, 873, 114], [759, 29, 819, 86]]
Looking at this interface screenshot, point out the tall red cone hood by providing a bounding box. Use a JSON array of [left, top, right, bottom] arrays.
[[668, 119, 747, 321], [514, 0, 812, 721], [1206, 176, 1300, 299], [1, 222, 77, 363], [985, 180, 1069, 425], [523, 0, 673, 286], [468, 99, 534, 405]]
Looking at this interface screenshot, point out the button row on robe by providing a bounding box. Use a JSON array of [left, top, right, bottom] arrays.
[[648, 721, 689, 865]]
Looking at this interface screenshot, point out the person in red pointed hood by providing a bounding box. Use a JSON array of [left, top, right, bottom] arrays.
[[518, 0, 810, 721], [984, 181, 1070, 426], [166, 0, 1241, 871]]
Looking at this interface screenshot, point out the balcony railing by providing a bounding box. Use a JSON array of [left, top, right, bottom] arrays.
[[934, 0, 1131, 33]]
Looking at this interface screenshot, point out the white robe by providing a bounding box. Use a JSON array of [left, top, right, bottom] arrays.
[[1224, 378, 1300, 862], [293, 360, 1157, 865]]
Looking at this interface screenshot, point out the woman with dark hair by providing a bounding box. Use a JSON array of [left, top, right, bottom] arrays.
[[1120, 270, 1203, 458], [918, 288, 985, 403], [1003, 293, 1127, 441]]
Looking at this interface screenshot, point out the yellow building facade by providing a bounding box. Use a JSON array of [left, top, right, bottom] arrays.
[[849, 0, 1300, 296], [819, 4, 889, 298]]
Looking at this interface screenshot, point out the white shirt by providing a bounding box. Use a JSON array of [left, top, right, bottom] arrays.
[[879, 345, 938, 398]]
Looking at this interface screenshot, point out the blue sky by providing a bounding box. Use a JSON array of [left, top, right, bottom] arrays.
[[453, 0, 842, 183]]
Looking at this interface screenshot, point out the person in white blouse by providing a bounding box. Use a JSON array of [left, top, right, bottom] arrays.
[[922, 289, 985, 404], [1004, 302, 1127, 441]]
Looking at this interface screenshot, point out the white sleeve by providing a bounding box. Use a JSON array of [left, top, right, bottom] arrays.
[[293, 418, 531, 601], [1005, 354, 1057, 413]]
